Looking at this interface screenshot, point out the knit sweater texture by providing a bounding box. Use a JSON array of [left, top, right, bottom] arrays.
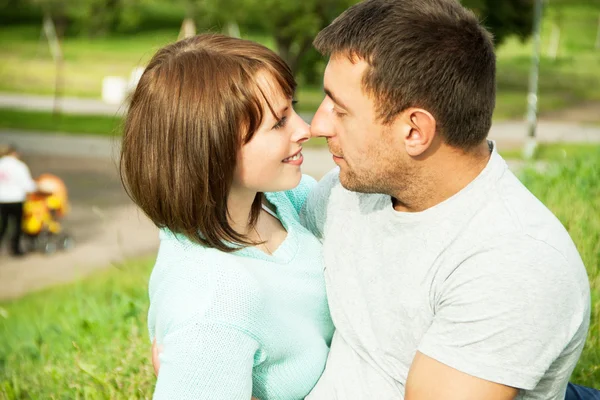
[[148, 175, 334, 399]]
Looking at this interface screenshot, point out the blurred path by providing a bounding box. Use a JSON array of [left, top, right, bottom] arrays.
[[0, 153, 160, 300], [0, 132, 335, 300]]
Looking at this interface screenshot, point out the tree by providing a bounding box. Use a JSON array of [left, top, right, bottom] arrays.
[[462, 0, 534, 46], [190, 0, 533, 82], [192, 0, 358, 76]]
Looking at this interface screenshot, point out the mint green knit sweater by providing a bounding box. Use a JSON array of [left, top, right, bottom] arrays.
[[148, 175, 334, 400]]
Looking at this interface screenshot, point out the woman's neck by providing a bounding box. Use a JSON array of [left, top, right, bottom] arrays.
[[227, 185, 260, 235]]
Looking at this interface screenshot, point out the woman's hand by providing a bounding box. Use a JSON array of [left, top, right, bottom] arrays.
[[152, 338, 162, 377], [151, 339, 260, 400]]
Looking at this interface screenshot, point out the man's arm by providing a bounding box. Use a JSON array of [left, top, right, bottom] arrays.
[[405, 352, 518, 400], [408, 235, 588, 399]]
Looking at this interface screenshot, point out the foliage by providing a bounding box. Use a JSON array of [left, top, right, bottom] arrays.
[[462, 0, 534, 46], [2, 0, 542, 82]]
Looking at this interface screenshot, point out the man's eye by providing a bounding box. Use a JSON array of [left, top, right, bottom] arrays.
[[332, 108, 346, 118]]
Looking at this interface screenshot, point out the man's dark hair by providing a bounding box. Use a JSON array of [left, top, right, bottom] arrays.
[[314, 0, 496, 149]]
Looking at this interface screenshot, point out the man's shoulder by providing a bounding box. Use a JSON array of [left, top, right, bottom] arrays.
[[316, 167, 342, 193], [443, 169, 587, 292], [473, 169, 577, 259]]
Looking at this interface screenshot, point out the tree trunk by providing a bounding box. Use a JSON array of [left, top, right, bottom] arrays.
[[275, 36, 311, 75]]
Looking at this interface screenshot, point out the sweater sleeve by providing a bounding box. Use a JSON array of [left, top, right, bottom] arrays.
[[150, 243, 264, 399], [154, 320, 259, 400]]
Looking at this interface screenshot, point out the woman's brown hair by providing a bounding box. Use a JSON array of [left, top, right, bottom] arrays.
[[120, 33, 296, 251]]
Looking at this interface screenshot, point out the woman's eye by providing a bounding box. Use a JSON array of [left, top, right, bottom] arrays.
[[273, 116, 288, 130]]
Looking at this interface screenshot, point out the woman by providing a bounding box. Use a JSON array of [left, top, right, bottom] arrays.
[[120, 34, 334, 399]]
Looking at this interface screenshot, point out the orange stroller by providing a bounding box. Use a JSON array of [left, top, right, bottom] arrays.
[[21, 173, 74, 254]]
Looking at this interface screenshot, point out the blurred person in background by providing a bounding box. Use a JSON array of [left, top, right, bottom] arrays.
[[120, 34, 334, 399], [0, 144, 36, 257]]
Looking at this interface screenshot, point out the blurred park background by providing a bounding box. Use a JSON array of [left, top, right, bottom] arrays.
[[0, 0, 599, 398]]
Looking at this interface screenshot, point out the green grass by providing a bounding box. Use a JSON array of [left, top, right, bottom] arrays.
[[0, 108, 122, 136], [0, 26, 322, 113], [0, 259, 156, 399], [0, 27, 178, 99], [0, 152, 599, 397], [499, 143, 600, 161], [519, 150, 600, 384]]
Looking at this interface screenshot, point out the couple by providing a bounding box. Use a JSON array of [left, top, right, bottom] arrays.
[[120, 0, 594, 399]]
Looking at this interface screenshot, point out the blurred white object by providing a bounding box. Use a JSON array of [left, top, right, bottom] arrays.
[[522, 137, 538, 160], [128, 67, 145, 93], [225, 21, 241, 38], [178, 18, 197, 40], [102, 76, 127, 105], [547, 24, 560, 60]]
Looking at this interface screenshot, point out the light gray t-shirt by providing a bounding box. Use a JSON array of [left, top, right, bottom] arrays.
[[302, 144, 590, 400]]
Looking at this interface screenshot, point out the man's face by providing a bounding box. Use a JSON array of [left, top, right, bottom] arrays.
[[311, 55, 409, 194]]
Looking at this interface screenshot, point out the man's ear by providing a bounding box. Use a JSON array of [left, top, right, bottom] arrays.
[[398, 108, 437, 157]]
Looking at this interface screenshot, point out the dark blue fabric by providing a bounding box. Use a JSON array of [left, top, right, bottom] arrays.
[[566, 383, 600, 400]]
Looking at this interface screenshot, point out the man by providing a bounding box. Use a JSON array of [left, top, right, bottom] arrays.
[[0, 144, 36, 256], [151, 0, 596, 397], [302, 0, 591, 399]]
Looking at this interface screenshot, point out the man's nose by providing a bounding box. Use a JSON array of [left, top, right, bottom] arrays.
[[310, 98, 335, 139]]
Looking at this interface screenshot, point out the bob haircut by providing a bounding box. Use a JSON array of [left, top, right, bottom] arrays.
[[120, 33, 296, 251]]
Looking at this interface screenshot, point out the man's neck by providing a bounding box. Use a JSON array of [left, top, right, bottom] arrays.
[[392, 141, 492, 213]]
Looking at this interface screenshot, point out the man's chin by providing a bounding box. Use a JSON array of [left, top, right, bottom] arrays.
[[338, 170, 363, 192], [339, 170, 383, 194]]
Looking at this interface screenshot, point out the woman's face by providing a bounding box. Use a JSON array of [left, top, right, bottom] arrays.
[[233, 73, 310, 193]]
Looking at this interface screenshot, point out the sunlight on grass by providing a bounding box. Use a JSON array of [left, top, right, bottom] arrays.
[[0, 108, 122, 136], [0, 258, 156, 399]]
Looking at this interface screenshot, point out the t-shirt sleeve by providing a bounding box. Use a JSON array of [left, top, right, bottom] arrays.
[[300, 168, 340, 239], [150, 252, 263, 399], [418, 235, 589, 391], [284, 174, 317, 214]]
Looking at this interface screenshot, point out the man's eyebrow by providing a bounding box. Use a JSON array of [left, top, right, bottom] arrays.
[[324, 88, 350, 111]]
